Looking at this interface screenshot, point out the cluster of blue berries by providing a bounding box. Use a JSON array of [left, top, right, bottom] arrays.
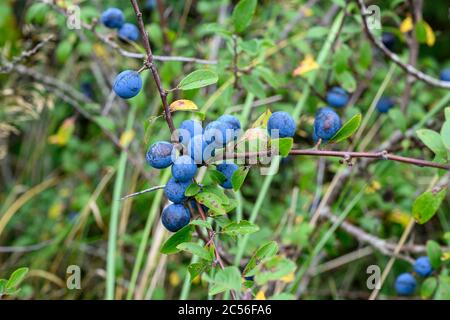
[[145, 111, 296, 233], [394, 256, 433, 296], [101, 8, 140, 42]]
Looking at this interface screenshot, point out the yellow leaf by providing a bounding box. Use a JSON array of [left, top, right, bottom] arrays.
[[293, 55, 319, 77], [48, 117, 75, 146], [93, 43, 108, 59], [280, 272, 295, 283], [169, 99, 198, 113], [365, 180, 381, 194], [251, 109, 272, 129], [255, 290, 266, 300], [192, 275, 201, 285], [387, 210, 412, 227], [400, 16, 413, 33], [119, 130, 135, 148], [48, 202, 64, 220], [441, 252, 450, 262], [169, 271, 181, 287], [424, 22, 435, 47], [301, 7, 313, 17]]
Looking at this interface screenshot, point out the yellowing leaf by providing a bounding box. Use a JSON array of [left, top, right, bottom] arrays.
[[255, 290, 266, 300], [293, 55, 319, 76], [280, 272, 295, 283], [424, 21, 435, 47], [48, 202, 64, 220], [169, 99, 198, 113], [48, 117, 75, 146], [169, 271, 181, 287], [93, 43, 108, 59], [119, 130, 135, 147], [251, 109, 272, 129], [400, 16, 413, 33], [365, 180, 381, 194], [387, 210, 412, 227], [301, 7, 313, 17]]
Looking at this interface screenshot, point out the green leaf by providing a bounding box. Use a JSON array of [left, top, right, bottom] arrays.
[[333, 47, 351, 74], [209, 266, 242, 295], [254, 256, 296, 285], [255, 66, 280, 88], [243, 241, 278, 275], [426, 240, 442, 269], [415, 21, 428, 44], [416, 129, 448, 160], [271, 137, 293, 157], [440, 121, 450, 151], [195, 191, 226, 216], [202, 185, 230, 205], [232, 0, 257, 33], [0, 279, 7, 294], [241, 74, 266, 99], [160, 225, 194, 254], [306, 26, 329, 39], [185, 183, 201, 197], [188, 262, 208, 281], [412, 188, 447, 224], [358, 41, 373, 70], [209, 170, 227, 184], [177, 69, 218, 90], [222, 220, 259, 236], [445, 107, 450, 121], [56, 41, 73, 64], [420, 277, 437, 299], [6, 267, 29, 290], [177, 242, 212, 261], [231, 166, 250, 191], [336, 71, 356, 92], [435, 275, 450, 300], [329, 113, 362, 143], [190, 219, 212, 229], [388, 108, 407, 132]]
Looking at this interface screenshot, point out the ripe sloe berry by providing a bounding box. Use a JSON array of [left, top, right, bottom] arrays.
[[382, 32, 395, 51], [113, 70, 142, 99], [218, 115, 241, 140], [146, 141, 174, 169], [118, 23, 140, 41], [267, 111, 296, 138], [204, 121, 232, 147], [413, 256, 433, 277], [440, 68, 450, 82], [376, 96, 395, 113], [326, 87, 349, 108], [395, 273, 416, 296], [314, 107, 342, 141], [101, 8, 125, 29], [216, 163, 239, 189], [178, 119, 203, 145], [188, 135, 215, 164], [161, 204, 190, 232], [172, 155, 198, 182], [164, 177, 190, 204]]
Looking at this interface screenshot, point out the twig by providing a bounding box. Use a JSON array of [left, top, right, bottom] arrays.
[[120, 185, 166, 200], [130, 0, 176, 134], [356, 0, 450, 89]]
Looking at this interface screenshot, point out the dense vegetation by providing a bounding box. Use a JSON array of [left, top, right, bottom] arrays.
[[0, 0, 449, 300]]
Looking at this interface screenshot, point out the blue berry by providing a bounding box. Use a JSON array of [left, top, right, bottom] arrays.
[[267, 111, 296, 138], [188, 135, 214, 164], [413, 256, 433, 277], [172, 155, 198, 182], [101, 8, 125, 29], [178, 120, 203, 145], [145, 0, 157, 10], [314, 107, 342, 141], [440, 68, 450, 82], [376, 96, 395, 113], [382, 32, 395, 51], [113, 70, 142, 99], [164, 178, 190, 204], [218, 114, 241, 140], [326, 87, 349, 108], [118, 23, 140, 42], [161, 204, 190, 232], [204, 121, 232, 147], [146, 141, 174, 169], [216, 163, 239, 189], [395, 273, 416, 296]]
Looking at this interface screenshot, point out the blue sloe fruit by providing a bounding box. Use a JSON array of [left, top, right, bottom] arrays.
[[118, 23, 140, 41], [267, 111, 296, 138], [146, 141, 174, 169], [101, 8, 125, 29], [164, 177, 190, 204], [188, 135, 215, 164], [376, 96, 395, 113], [178, 119, 203, 145], [440, 68, 450, 82], [172, 155, 197, 182], [216, 163, 239, 189], [161, 204, 190, 232], [204, 121, 232, 147], [218, 114, 241, 140], [395, 273, 416, 296], [382, 32, 395, 51], [413, 256, 433, 277], [326, 87, 349, 108], [113, 70, 142, 99], [314, 107, 342, 141]]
